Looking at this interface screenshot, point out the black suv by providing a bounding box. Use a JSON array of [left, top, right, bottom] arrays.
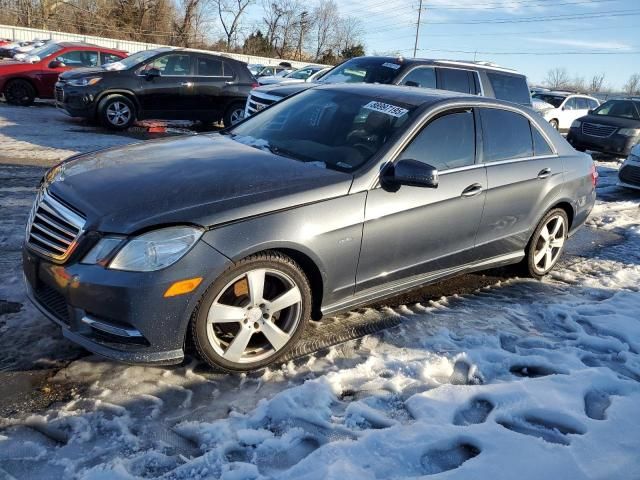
[[245, 56, 531, 117], [56, 47, 257, 130], [567, 98, 640, 157]]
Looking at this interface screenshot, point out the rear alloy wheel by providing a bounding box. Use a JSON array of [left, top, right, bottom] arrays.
[[223, 103, 245, 128], [98, 94, 136, 130], [523, 208, 568, 279], [549, 119, 559, 130], [4, 79, 36, 106], [191, 253, 311, 372]]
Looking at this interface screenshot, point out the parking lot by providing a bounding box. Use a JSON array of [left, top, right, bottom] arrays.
[[0, 100, 639, 478]]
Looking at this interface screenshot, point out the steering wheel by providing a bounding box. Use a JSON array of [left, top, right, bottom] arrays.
[[352, 142, 377, 158]]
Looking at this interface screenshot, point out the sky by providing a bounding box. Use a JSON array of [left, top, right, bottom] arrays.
[[244, 0, 640, 90]]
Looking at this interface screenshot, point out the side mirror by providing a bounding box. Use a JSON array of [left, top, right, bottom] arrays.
[[48, 60, 63, 68], [588, 109, 593, 115], [383, 159, 439, 189], [145, 67, 161, 79]]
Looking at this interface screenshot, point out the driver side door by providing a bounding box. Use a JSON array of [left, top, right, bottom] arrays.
[[356, 108, 487, 293]]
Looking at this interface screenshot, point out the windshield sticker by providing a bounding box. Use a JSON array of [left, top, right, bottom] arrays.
[[382, 62, 401, 70], [363, 101, 409, 118]]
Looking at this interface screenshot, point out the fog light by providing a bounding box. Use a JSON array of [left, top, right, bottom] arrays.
[[164, 277, 203, 297]]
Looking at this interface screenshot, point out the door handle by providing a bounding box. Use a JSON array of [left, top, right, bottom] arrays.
[[225, 81, 235, 85], [537, 168, 552, 179], [461, 183, 483, 197], [180, 82, 193, 87]]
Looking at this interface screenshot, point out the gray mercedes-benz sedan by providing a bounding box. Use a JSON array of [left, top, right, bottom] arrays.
[[23, 84, 596, 372]]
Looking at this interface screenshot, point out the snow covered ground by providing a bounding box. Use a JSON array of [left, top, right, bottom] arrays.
[[1, 102, 640, 479]]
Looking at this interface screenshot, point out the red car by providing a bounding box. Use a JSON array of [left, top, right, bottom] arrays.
[[0, 42, 126, 106]]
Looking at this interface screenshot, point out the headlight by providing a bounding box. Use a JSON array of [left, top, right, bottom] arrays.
[[67, 77, 102, 87], [618, 128, 640, 137], [81, 237, 125, 265], [571, 120, 582, 129], [108, 226, 203, 272]]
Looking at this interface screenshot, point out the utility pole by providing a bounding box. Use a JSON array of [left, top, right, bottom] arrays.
[[413, 0, 423, 58]]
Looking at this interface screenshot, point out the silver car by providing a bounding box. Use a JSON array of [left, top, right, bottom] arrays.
[[23, 84, 596, 372]]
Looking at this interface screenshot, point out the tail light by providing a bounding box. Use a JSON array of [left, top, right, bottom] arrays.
[[590, 163, 598, 187], [251, 82, 259, 89]]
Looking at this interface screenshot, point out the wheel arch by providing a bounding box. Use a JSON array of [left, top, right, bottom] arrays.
[[551, 200, 575, 230], [2, 76, 38, 97], [95, 90, 140, 115]]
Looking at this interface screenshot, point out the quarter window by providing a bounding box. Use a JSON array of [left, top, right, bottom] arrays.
[[399, 67, 436, 89], [57, 50, 99, 68], [144, 54, 191, 76], [399, 109, 476, 171], [480, 108, 533, 162], [531, 125, 553, 156], [588, 99, 599, 110], [576, 98, 590, 110]]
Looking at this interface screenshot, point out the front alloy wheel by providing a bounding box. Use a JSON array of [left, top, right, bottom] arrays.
[[191, 253, 311, 371], [525, 208, 568, 278], [98, 94, 136, 130]]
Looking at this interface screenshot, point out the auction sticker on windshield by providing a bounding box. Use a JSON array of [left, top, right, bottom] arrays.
[[363, 101, 409, 118], [382, 62, 401, 70]]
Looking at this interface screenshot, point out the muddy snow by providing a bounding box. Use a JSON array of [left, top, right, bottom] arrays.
[[0, 102, 639, 479]]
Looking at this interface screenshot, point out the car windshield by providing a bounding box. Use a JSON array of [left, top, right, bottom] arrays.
[[286, 68, 319, 80], [532, 93, 566, 108], [593, 100, 640, 120], [320, 58, 401, 84], [28, 42, 62, 59], [103, 49, 169, 71], [228, 89, 417, 172]]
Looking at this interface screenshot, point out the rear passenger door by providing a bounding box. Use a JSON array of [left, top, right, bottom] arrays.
[[356, 108, 487, 292], [474, 107, 564, 260], [436, 67, 480, 95], [194, 56, 234, 118]]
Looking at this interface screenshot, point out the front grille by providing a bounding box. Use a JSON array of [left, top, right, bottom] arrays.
[[619, 165, 640, 185], [34, 283, 70, 325], [55, 86, 64, 103], [245, 93, 278, 116], [582, 122, 617, 138], [26, 189, 85, 262]]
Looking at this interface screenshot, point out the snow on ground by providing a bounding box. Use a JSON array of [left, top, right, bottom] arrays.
[[1, 103, 640, 479]]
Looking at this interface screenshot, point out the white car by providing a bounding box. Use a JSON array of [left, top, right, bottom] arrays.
[[532, 92, 600, 132], [618, 143, 640, 191], [258, 65, 328, 86]]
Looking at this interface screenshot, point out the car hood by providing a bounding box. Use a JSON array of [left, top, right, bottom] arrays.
[[59, 67, 111, 80], [48, 134, 353, 234], [253, 82, 314, 98], [577, 114, 640, 129]]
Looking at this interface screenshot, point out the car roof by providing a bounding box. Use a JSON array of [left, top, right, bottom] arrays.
[[57, 42, 125, 52], [346, 56, 522, 75], [313, 82, 525, 110]]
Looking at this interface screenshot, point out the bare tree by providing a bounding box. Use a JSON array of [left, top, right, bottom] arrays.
[[335, 15, 363, 53], [213, 0, 254, 49], [623, 73, 640, 95], [310, 0, 338, 61], [589, 73, 606, 93], [545, 67, 571, 90]]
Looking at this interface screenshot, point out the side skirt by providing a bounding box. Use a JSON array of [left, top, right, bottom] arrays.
[[321, 251, 524, 317]]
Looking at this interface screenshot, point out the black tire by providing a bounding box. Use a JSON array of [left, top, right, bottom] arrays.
[[97, 94, 136, 130], [4, 79, 36, 106], [191, 252, 311, 372], [521, 208, 569, 279], [549, 119, 559, 130], [223, 102, 246, 128], [574, 146, 586, 152]]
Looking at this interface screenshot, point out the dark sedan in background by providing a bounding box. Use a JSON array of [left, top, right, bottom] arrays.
[[567, 98, 640, 157], [55, 47, 257, 129], [24, 85, 595, 372]]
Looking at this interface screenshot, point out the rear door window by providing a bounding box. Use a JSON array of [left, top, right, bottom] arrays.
[[438, 68, 476, 94], [399, 67, 436, 89], [399, 109, 476, 171], [486, 72, 531, 105], [564, 98, 578, 110], [145, 54, 192, 76], [196, 56, 225, 76], [480, 108, 533, 162], [101, 52, 123, 65]]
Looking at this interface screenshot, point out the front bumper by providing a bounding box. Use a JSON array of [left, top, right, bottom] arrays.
[[567, 128, 638, 157], [54, 82, 100, 118], [23, 240, 231, 365]]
